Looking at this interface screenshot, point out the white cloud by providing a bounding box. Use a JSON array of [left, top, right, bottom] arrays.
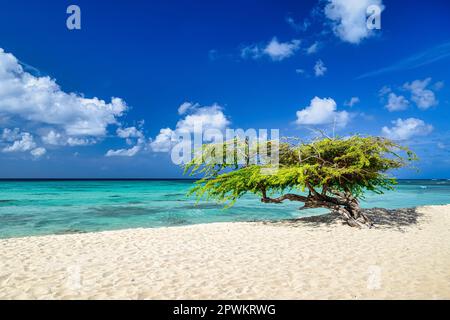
[[295, 68, 305, 74], [105, 145, 141, 157], [42, 130, 63, 145], [263, 38, 300, 61], [382, 118, 433, 140], [116, 126, 143, 139], [177, 102, 198, 115], [1, 128, 21, 142], [175, 104, 230, 133], [385, 93, 409, 112], [150, 128, 175, 152], [403, 78, 438, 110], [380, 78, 440, 112], [66, 137, 92, 146], [0, 48, 139, 158], [42, 130, 93, 146], [306, 42, 319, 54], [0, 48, 128, 155], [241, 38, 300, 61], [2, 132, 36, 153], [105, 126, 147, 157], [324, 0, 384, 44], [314, 60, 327, 77], [344, 96, 360, 107], [30, 147, 46, 158], [296, 97, 350, 127], [1, 128, 48, 158], [151, 103, 231, 152]]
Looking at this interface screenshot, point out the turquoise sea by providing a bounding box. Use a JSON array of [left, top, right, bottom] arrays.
[[0, 179, 449, 239]]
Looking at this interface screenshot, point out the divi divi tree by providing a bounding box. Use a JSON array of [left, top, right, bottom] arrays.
[[184, 135, 416, 228]]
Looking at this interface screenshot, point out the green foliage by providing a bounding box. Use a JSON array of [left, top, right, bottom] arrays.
[[183, 135, 417, 206]]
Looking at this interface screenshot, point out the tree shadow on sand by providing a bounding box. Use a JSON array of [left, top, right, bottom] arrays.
[[261, 207, 423, 231]]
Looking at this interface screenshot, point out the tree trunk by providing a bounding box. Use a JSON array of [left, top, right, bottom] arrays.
[[326, 192, 372, 228], [309, 198, 372, 228], [261, 190, 373, 228], [334, 204, 372, 228]]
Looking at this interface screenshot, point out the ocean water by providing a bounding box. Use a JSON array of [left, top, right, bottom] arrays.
[[0, 179, 449, 239]]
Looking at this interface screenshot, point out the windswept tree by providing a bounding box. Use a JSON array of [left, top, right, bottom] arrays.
[[184, 135, 416, 228]]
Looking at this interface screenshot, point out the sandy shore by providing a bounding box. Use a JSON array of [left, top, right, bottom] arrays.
[[0, 205, 449, 299]]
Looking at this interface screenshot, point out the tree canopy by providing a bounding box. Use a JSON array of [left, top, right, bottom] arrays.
[[183, 135, 416, 228]]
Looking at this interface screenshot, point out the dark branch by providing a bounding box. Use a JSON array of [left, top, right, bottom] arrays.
[[261, 193, 309, 204], [305, 181, 321, 198]]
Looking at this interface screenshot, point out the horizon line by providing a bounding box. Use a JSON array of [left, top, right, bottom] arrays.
[[0, 178, 448, 181]]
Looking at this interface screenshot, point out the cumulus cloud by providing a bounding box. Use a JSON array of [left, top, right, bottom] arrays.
[[66, 137, 92, 146], [324, 0, 384, 44], [1, 128, 21, 142], [30, 147, 46, 158], [264, 38, 301, 61], [175, 104, 230, 133], [382, 118, 433, 140], [105, 145, 141, 157], [0, 128, 46, 157], [116, 126, 144, 139], [42, 130, 93, 146], [150, 128, 175, 152], [344, 97, 360, 107], [151, 103, 231, 152], [314, 60, 327, 77], [105, 126, 147, 157], [241, 38, 300, 61], [42, 130, 63, 145], [385, 93, 409, 112], [403, 78, 438, 110], [0, 48, 129, 157], [296, 97, 350, 128], [2, 131, 36, 152]]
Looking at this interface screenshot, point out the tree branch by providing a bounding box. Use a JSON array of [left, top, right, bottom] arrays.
[[305, 181, 321, 198], [261, 193, 308, 204]]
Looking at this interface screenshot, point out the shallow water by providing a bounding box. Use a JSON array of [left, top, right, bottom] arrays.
[[0, 179, 449, 238]]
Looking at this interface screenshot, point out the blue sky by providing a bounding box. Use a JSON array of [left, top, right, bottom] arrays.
[[0, 0, 449, 178]]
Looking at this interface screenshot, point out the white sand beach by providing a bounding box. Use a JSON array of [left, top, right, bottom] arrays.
[[0, 205, 449, 299]]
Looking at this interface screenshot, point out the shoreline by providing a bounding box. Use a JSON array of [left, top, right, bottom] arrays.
[[0, 204, 438, 241], [1, 204, 449, 299]]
